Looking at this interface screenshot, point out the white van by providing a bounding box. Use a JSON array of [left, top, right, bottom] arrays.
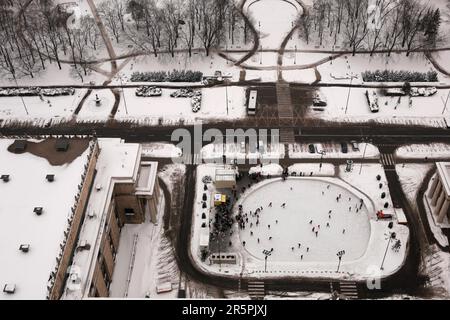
[[247, 90, 257, 115]]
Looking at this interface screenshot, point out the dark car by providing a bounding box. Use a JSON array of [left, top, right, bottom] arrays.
[[308, 144, 316, 154], [340, 142, 348, 154]]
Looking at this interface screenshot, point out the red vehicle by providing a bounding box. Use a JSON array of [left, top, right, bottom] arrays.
[[377, 210, 393, 220]]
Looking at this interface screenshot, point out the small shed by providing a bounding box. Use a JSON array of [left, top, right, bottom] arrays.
[[12, 140, 27, 153], [213, 193, 227, 207], [215, 169, 236, 189], [55, 139, 70, 152]]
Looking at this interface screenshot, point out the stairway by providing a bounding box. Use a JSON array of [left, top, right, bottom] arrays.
[[248, 281, 265, 300], [276, 83, 295, 144], [339, 281, 359, 299]]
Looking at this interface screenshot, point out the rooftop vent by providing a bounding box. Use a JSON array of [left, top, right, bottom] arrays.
[[95, 184, 102, 191], [77, 240, 91, 251], [1, 175, 9, 182], [87, 211, 96, 219], [19, 244, 30, 253], [3, 284, 15, 294], [34, 207, 43, 216], [12, 140, 27, 153], [46, 174, 55, 182], [55, 139, 70, 152]]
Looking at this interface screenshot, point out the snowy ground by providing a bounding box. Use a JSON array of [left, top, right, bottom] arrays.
[[396, 164, 433, 209], [191, 164, 408, 281], [201, 142, 285, 165], [76, 89, 115, 122], [289, 143, 380, 160], [246, 0, 299, 49], [311, 87, 450, 120], [109, 193, 181, 299], [141, 143, 182, 159], [0, 89, 85, 121], [395, 144, 450, 160], [115, 87, 246, 125]]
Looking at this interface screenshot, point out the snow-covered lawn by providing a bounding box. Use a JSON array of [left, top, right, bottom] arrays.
[[315, 87, 450, 118], [317, 53, 445, 84], [289, 143, 380, 160], [395, 144, 450, 160], [141, 143, 182, 159], [396, 164, 433, 208], [76, 89, 115, 122], [115, 87, 246, 124], [246, 0, 299, 49], [288, 163, 335, 177], [0, 89, 85, 120]]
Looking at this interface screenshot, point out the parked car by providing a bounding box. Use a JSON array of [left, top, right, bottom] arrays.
[[315, 144, 324, 154], [308, 144, 316, 154], [350, 141, 360, 152], [340, 142, 348, 154]]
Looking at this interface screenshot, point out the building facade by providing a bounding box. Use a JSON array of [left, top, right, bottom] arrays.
[[427, 162, 450, 227]]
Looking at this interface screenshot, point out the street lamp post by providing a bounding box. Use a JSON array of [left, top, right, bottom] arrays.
[[12, 71, 29, 115], [294, 45, 297, 65], [259, 22, 263, 65], [319, 151, 326, 172], [381, 232, 396, 271], [118, 74, 129, 115], [263, 249, 272, 273], [359, 140, 370, 175], [345, 75, 353, 114], [442, 90, 450, 115], [336, 250, 346, 272]]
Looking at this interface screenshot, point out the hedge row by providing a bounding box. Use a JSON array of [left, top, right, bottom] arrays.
[[362, 70, 438, 82], [130, 70, 203, 82]]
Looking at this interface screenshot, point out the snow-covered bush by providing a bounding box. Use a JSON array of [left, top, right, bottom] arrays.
[[130, 69, 203, 82], [362, 70, 438, 82]]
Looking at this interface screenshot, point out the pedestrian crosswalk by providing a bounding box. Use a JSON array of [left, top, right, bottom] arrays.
[[339, 281, 359, 299], [380, 153, 396, 169], [280, 128, 296, 144], [248, 281, 265, 300]]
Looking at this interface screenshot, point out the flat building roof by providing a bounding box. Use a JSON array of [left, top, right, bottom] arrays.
[[0, 138, 91, 300]]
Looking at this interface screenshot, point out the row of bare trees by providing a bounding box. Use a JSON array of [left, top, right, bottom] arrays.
[[300, 0, 442, 56], [0, 0, 101, 81], [0, 0, 249, 80], [117, 0, 248, 57]]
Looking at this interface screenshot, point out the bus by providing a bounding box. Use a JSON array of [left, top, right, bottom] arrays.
[[247, 90, 258, 116]]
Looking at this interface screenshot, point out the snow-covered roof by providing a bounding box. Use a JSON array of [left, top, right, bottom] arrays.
[[0, 139, 90, 300], [135, 162, 158, 197], [215, 168, 236, 182], [62, 139, 142, 300], [437, 163, 450, 198]]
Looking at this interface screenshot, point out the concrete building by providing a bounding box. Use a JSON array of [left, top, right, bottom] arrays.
[[62, 139, 160, 299], [0, 138, 98, 300], [427, 162, 450, 228], [0, 137, 160, 300]]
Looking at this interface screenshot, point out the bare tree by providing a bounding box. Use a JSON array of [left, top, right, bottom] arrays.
[[99, 1, 121, 43], [343, 0, 370, 56]]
